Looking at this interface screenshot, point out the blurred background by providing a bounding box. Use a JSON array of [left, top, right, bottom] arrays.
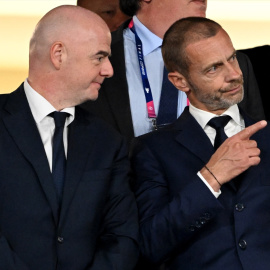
[[0, 0, 269, 93]]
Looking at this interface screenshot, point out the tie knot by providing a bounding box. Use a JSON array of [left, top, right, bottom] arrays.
[[208, 115, 231, 130], [51, 111, 68, 128]]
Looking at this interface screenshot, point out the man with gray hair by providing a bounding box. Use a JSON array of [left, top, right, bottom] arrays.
[[130, 17, 270, 270]]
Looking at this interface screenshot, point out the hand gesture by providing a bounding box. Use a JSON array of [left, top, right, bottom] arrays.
[[201, 120, 267, 191]]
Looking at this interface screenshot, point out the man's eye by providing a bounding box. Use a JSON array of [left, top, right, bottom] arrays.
[[230, 54, 237, 62], [208, 66, 217, 73]]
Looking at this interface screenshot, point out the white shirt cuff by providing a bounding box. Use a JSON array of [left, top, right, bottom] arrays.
[[197, 171, 221, 198]]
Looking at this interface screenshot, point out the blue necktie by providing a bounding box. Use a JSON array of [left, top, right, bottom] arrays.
[[208, 115, 231, 150], [156, 66, 178, 127], [51, 111, 67, 201]]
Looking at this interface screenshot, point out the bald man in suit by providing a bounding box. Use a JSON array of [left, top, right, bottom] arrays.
[[0, 5, 138, 270]]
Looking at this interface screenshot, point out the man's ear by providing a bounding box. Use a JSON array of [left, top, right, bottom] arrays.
[[168, 71, 190, 93], [50, 42, 65, 70]]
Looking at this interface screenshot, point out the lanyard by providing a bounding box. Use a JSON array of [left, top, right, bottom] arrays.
[[129, 19, 157, 120], [128, 19, 189, 128]]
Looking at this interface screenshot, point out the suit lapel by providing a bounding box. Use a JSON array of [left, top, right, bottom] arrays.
[[2, 85, 59, 224], [59, 107, 96, 229], [173, 108, 214, 164]]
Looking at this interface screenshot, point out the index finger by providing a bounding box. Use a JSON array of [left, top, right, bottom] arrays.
[[238, 120, 267, 140]]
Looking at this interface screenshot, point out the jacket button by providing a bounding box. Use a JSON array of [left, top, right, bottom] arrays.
[[202, 212, 211, 220], [195, 220, 202, 228], [235, 203, 245, 212], [189, 225, 196, 232], [199, 217, 207, 225], [239, 239, 247, 250], [57, 236, 64, 243]]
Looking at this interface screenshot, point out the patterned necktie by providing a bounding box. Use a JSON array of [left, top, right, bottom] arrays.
[[51, 111, 68, 201], [156, 66, 178, 127], [208, 115, 231, 150]]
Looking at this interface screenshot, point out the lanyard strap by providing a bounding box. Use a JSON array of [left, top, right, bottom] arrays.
[[129, 19, 157, 119]]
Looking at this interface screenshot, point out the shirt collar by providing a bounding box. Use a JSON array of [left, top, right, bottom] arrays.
[[23, 79, 75, 124], [132, 15, 163, 56], [189, 103, 243, 130]]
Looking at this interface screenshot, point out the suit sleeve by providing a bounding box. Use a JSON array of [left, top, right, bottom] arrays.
[[237, 51, 265, 121], [0, 97, 30, 268], [88, 138, 139, 270], [129, 138, 224, 265]]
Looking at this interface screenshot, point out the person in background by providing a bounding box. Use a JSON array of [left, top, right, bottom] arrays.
[[77, 0, 131, 31], [80, 0, 265, 146], [0, 5, 138, 270], [130, 17, 270, 270], [239, 45, 270, 119]]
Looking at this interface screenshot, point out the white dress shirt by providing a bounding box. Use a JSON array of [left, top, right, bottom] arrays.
[[124, 16, 187, 137], [189, 103, 245, 197], [23, 79, 75, 171]]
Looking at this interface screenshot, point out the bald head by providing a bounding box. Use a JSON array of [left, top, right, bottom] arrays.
[[28, 5, 113, 110], [29, 5, 109, 63]]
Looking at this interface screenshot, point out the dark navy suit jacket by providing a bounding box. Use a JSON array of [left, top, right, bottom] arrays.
[[130, 107, 270, 270], [0, 84, 139, 270]]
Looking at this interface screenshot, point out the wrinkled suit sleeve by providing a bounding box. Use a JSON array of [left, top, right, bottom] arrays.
[[129, 137, 223, 264]]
